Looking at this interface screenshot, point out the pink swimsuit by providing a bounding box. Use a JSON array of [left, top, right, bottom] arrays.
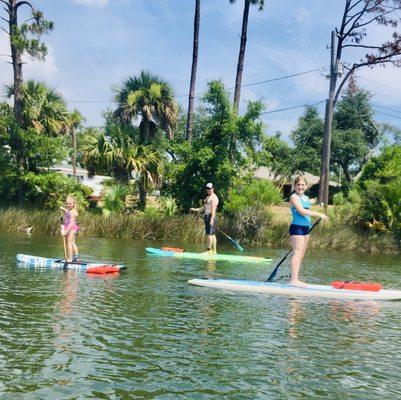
[[63, 210, 79, 233]]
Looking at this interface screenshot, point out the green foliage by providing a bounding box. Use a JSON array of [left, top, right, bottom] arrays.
[[356, 145, 401, 240], [22, 172, 91, 209], [291, 106, 324, 175], [100, 185, 130, 216], [358, 145, 401, 188], [223, 179, 282, 215], [358, 178, 401, 240], [81, 117, 164, 191], [0, 82, 69, 173], [114, 70, 178, 143], [257, 133, 294, 178], [143, 205, 161, 219], [165, 80, 264, 210], [158, 196, 178, 217], [332, 189, 360, 221], [8, 6, 54, 60], [331, 88, 382, 183], [291, 89, 382, 183]]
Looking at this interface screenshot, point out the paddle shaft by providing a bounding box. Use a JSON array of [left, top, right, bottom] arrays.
[[193, 213, 244, 252], [266, 218, 321, 282]]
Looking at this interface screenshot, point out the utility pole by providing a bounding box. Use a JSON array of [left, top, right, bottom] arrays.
[[318, 30, 339, 208]]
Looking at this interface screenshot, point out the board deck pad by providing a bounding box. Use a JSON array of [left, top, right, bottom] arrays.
[[146, 247, 272, 264]]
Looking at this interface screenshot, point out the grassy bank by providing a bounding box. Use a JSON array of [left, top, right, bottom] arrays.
[[0, 207, 399, 253]]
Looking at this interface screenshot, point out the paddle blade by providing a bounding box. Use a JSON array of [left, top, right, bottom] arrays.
[[267, 266, 279, 282], [233, 241, 245, 253]]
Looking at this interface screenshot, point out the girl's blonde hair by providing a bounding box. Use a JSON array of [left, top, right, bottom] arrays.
[[66, 195, 76, 207], [293, 175, 308, 186]]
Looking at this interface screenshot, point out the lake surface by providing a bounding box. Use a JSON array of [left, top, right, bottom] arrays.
[[1, 233, 401, 399]]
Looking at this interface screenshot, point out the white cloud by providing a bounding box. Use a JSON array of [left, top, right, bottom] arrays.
[[72, 0, 109, 8]]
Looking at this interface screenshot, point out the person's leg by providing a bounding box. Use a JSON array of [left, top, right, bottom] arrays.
[[72, 233, 79, 260], [290, 235, 308, 286], [206, 234, 213, 252], [300, 235, 309, 260], [211, 234, 217, 254], [66, 231, 74, 262]]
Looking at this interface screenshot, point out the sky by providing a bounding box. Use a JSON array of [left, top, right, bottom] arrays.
[[1, 0, 401, 140]]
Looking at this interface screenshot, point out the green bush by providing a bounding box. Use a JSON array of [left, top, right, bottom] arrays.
[[358, 178, 401, 240], [143, 205, 161, 219], [222, 205, 274, 244], [158, 196, 178, 217], [223, 179, 282, 215], [100, 184, 129, 216], [23, 172, 91, 209]]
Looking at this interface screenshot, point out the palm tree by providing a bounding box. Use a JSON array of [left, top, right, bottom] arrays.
[[230, 0, 265, 113], [81, 120, 164, 209], [127, 144, 164, 210], [186, 0, 201, 143], [81, 121, 136, 183], [114, 71, 178, 144], [6, 80, 70, 136], [67, 109, 84, 178]]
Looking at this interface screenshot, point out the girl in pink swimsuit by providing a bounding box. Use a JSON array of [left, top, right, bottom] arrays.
[[60, 195, 79, 262]]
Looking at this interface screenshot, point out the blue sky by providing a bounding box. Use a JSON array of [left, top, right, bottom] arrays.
[[1, 0, 401, 139]]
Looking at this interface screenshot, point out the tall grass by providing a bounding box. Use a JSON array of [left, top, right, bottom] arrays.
[[0, 207, 398, 253]]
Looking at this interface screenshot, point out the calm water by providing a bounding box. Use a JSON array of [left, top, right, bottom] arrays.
[[1, 233, 401, 399]]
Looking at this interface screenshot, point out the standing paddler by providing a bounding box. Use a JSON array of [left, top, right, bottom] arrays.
[[289, 176, 328, 286], [190, 183, 219, 255], [60, 195, 80, 262]]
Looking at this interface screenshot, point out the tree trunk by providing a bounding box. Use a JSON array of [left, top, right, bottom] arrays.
[[72, 127, 77, 178], [138, 173, 147, 211], [9, 0, 25, 205], [9, 0, 24, 128], [233, 0, 250, 114], [186, 0, 201, 143], [342, 164, 352, 184]]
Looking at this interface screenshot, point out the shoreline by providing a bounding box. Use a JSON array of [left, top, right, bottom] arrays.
[[0, 207, 399, 254]]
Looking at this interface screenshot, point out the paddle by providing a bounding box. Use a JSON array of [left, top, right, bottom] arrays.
[[266, 218, 321, 282], [213, 225, 245, 253], [192, 213, 244, 252]]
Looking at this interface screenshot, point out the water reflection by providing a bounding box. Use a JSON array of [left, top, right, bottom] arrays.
[[1, 233, 401, 399]]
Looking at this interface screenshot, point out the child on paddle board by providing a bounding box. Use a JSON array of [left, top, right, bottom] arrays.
[[190, 183, 219, 255], [289, 176, 328, 286], [60, 195, 79, 262]]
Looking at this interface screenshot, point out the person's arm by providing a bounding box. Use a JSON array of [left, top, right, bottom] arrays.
[[190, 205, 205, 213], [290, 195, 328, 221]]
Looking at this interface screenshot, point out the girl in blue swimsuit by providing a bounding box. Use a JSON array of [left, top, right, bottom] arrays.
[[289, 176, 328, 286]]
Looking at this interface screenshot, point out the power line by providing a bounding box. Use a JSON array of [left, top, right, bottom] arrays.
[[372, 103, 401, 115], [261, 100, 325, 115], [238, 68, 325, 89], [65, 67, 326, 103], [374, 110, 401, 121]]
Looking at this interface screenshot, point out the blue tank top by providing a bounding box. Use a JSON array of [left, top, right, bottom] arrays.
[[290, 194, 311, 227]]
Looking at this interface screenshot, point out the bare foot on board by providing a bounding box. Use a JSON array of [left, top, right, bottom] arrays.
[[289, 280, 308, 287]]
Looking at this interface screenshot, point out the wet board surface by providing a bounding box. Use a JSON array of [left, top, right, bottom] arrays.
[[188, 278, 401, 301]]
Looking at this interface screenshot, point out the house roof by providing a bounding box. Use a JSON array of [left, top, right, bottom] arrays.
[[254, 166, 340, 187]]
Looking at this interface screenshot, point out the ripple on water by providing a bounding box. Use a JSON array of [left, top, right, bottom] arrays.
[[1, 235, 401, 399]]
